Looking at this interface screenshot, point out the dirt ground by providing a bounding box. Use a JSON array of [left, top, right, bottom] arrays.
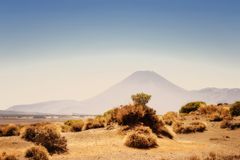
[[0, 117, 240, 160]]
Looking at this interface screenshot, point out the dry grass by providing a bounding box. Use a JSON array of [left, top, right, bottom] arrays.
[[22, 123, 67, 155], [25, 146, 49, 160], [124, 126, 157, 149]]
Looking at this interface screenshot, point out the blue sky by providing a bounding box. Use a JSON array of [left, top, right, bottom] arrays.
[[0, 0, 240, 107]]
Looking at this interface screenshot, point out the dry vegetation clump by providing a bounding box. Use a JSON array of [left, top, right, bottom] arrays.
[[230, 101, 240, 117], [180, 102, 206, 114], [197, 105, 230, 121], [64, 119, 84, 132], [103, 108, 118, 125], [124, 126, 157, 149], [173, 121, 206, 134], [0, 124, 20, 137], [25, 146, 49, 160], [131, 93, 151, 106], [162, 112, 179, 125], [220, 119, 240, 130], [116, 104, 173, 139], [114, 93, 174, 139], [22, 123, 67, 155], [0, 153, 18, 160], [82, 117, 105, 130], [209, 112, 223, 122]]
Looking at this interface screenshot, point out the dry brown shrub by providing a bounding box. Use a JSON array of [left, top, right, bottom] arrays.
[[25, 146, 49, 160], [230, 101, 240, 117], [0, 125, 20, 137], [64, 119, 84, 132], [116, 104, 173, 138], [103, 108, 118, 125], [162, 112, 179, 125], [124, 126, 157, 149], [82, 117, 105, 130], [220, 119, 240, 130], [198, 105, 230, 121], [209, 113, 223, 122], [116, 104, 146, 125], [22, 123, 67, 155], [0, 153, 18, 160], [173, 121, 206, 134]]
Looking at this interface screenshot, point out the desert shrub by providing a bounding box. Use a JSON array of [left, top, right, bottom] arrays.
[[131, 93, 151, 106], [0, 125, 20, 137], [3, 155, 18, 160], [25, 146, 49, 160], [162, 112, 178, 125], [116, 103, 173, 138], [180, 101, 206, 113], [22, 124, 67, 155], [103, 108, 118, 125], [209, 113, 223, 122], [220, 119, 240, 130], [82, 117, 105, 130], [124, 126, 157, 149], [116, 104, 146, 125], [173, 121, 206, 134], [0, 153, 18, 160], [4, 125, 20, 136], [230, 101, 240, 116], [64, 119, 84, 132], [198, 105, 218, 115], [61, 125, 71, 133]]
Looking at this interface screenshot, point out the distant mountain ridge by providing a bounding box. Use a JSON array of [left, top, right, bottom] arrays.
[[7, 71, 240, 115]]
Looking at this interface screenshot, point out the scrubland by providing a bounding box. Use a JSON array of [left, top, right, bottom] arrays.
[[0, 93, 240, 160]]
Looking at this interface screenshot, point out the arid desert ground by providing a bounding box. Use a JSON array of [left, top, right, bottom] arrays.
[[0, 94, 240, 160]]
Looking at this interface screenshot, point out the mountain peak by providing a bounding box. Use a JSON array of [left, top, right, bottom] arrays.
[[126, 70, 165, 82]]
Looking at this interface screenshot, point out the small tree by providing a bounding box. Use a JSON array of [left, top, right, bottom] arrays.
[[131, 93, 151, 106]]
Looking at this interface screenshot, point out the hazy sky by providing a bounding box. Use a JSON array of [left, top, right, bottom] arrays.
[[0, 0, 240, 108]]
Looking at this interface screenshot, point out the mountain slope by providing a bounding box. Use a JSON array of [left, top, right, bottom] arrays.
[[6, 71, 240, 115]]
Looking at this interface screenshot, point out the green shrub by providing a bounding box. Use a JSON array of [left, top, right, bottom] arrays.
[[230, 101, 240, 116], [124, 126, 157, 149], [22, 124, 67, 155], [180, 102, 206, 113], [25, 146, 49, 160], [131, 93, 151, 106]]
